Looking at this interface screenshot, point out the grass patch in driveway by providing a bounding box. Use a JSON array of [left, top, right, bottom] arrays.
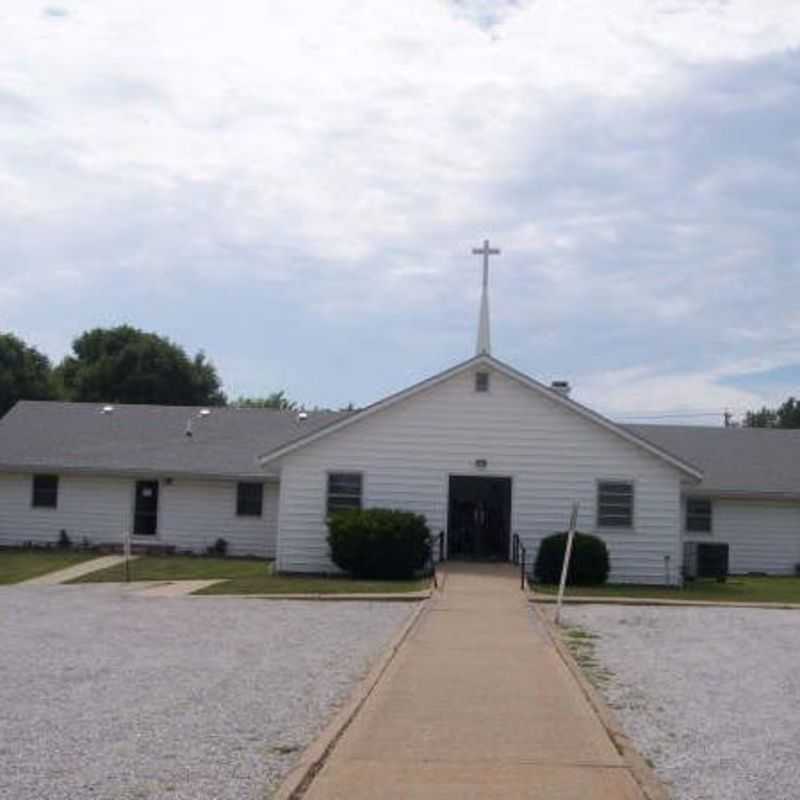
[[534, 575, 800, 604], [0, 549, 97, 584], [69, 555, 271, 583], [196, 574, 431, 595], [70, 555, 430, 594], [561, 625, 613, 689]]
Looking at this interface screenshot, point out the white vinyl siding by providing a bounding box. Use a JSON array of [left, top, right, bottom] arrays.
[[0, 473, 132, 547], [684, 499, 800, 575], [0, 473, 278, 558], [274, 367, 684, 583], [157, 479, 277, 557]]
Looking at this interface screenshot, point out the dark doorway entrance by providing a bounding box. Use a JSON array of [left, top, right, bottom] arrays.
[[133, 480, 159, 536], [447, 476, 512, 560]]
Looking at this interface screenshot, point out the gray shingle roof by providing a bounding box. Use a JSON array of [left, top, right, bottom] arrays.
[[1, 401, 798, 496], [0, 401, 350, 479], [625, 424, 800, 498]]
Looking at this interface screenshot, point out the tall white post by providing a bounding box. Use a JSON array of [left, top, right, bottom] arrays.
[[554, 502, 580, 625]]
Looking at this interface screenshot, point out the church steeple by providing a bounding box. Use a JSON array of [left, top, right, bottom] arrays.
[[472, 239, 500, 356]]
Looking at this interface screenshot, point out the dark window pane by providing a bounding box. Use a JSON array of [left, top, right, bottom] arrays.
[[327, 474, 361, 496], [237, 482, 263, 517], [32, 474, 58, 508], [686, 498, 712, 532], [327, 473, 362, 515], [328, 496, 362, 513], [597, 481, 633, 528], [475, 372, 490, 392], [598, 484, 632, 496]]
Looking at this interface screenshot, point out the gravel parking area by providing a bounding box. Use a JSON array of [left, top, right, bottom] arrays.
[[0, 585, 416, 800], [562, 605, 800, 800]]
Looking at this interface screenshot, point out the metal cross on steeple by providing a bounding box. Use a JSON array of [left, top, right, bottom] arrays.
[[472, 239, 500, 355]]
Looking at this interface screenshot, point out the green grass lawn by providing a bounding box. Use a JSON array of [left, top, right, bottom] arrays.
[[0, 549, 97, 585], [71, 555, 271, 583], [532, 575, 800, 604], [71, 554, 430, 595], [195, 574, 431, 595]]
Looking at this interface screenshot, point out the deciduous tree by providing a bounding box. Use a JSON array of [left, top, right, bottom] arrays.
[[57, 326, 226, 406], [0, 332, 55, 416]]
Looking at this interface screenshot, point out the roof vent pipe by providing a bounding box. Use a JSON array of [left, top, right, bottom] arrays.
[[551, 381, 571, 397]]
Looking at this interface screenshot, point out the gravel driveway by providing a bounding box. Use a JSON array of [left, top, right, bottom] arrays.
[[562, 605, 800, 800], [0, 585, 416, 800]]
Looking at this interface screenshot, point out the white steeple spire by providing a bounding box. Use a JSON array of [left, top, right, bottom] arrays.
[[472, 239, 500, 355]]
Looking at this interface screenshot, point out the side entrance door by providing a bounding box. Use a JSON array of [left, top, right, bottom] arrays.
[[133, 480, 159, 536]]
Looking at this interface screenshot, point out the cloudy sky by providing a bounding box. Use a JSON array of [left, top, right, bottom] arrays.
[[2, 1, 799, 421]]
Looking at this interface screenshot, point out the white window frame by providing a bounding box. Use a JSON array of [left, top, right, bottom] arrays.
[[31, 474, 59, 509], [326, 471, 363, 517], [596, 479, 635, 529], [236, 481, 264, 517], [685, 497, 713, 534]]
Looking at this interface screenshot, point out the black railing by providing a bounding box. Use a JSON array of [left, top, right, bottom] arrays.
[[428, 530, 446, 590], [511, 532, 527, 591]]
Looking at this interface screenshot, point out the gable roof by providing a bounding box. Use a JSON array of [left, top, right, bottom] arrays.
[[626, 424, 800, 499], [0, 401, 349, 479], [3, 375, 797, 497], [257, 354, 704, 480]]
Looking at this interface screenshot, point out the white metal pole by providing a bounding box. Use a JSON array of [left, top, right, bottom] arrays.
[[554, 502, 580, 626], [123, 528, 131, 582]]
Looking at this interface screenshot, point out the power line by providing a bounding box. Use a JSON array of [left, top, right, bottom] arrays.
[[615, 410, 744, 421]]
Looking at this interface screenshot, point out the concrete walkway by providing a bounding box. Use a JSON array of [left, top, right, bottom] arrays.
[[21, 554, 138, 586], [302, 563, 648, 799], [134, 579, 225, 596]]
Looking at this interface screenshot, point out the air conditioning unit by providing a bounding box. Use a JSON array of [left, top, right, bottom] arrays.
[[683, 541, 729, 581]]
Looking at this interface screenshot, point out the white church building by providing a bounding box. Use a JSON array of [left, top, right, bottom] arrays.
[[1, 243, 799, 584]]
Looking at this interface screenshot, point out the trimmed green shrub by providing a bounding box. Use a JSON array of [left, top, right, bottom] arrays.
[[327, 508, 431, 579], [533, 531, 610, 586]]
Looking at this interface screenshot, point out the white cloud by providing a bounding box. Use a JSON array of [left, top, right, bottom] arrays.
[[1, 1, 800, 409]]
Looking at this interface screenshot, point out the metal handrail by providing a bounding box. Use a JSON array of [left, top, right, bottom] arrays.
[[512, 532, 527, 590], [429, 530, 446, 590]]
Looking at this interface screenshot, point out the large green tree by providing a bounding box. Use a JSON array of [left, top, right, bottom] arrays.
[[744, 397, 800, 429], [57, 326, 226, 406], [0, 332, 56, 416]]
